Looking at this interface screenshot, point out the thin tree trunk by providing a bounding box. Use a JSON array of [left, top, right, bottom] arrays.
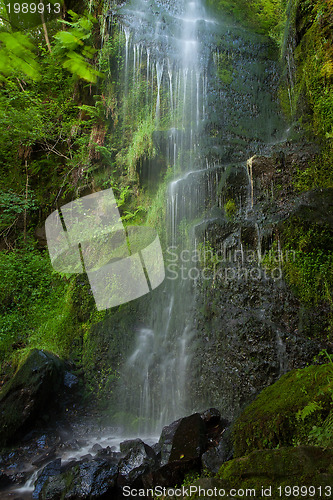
[[24, 161, 28, 245], [41, 11, 52, 53]]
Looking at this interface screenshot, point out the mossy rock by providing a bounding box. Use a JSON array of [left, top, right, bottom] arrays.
[[166, 447, 333, 499], [232, 364, 333, 457], [0, 349, 65, 447], [216, 446, 333, 499]]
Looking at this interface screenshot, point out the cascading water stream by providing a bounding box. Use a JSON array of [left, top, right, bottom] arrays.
[[115, 0, 212, 434], [114, 0, 285, 435]]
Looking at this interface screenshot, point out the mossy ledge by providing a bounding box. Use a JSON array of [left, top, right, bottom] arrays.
[[232, 363, 333, 458]]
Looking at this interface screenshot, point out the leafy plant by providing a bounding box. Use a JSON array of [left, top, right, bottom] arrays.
[[0, 189, 37, 230], [0, 30, 40, 80], [297, 351, 333, 448], [224, 199, 237, 218], [53, 10, 102, 83]]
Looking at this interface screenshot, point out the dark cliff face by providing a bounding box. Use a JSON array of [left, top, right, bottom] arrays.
[[182, 0, 333, 420], [187, 141, 330, 421], [103, 0, 332, 424]]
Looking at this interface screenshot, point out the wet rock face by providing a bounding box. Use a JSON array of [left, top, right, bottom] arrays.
[[0, 349, 65, 447], [40, 459, 118, 500], [118, 439, 157, 487], [190, 143, 329, 422], [33, 458, 61, 499], [201, 433, 232, 474], [290, 187, 333, 230], [22, 409, 228, 498], [159, 413, 207, 466]]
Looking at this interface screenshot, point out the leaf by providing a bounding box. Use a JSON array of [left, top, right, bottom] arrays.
[[62, 52, 101, 83], [0, 31, 40, 80], [296, 401, 323, 422], [54, 31, 83, 51]]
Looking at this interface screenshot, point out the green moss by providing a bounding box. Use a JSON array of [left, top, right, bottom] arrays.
[[176, 447, 333, 499], [281, 0, 333, 139], [224, 199, 237, 218], [232, 364, 333, 458], [263, 217, 333, 338], [214, 447, 333, 499], [294, 144, 333, 191], [206, 0, 286, 41]]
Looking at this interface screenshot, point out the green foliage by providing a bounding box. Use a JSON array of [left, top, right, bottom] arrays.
[[299, 351, 333, 448], [0, 189, 37, 230], [118, 115, 156, 179], [0, 30, 40, 80], [0, 249, 70, 360], [145, 181, 167, 236], [197, 239, 220, 272], [294, 144, 333, 191], [284, 0, 333, 138], [182, 471, 200, 486], [53, 10, 102, 83], [280, 221, 333, 310], [296, 400, 323, 421], [206, 0, 286, 41], [224, 199, 237, 218], [232, 363, 333, 457], [215, 50, 235, 85]]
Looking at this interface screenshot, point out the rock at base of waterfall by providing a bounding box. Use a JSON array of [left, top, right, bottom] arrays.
[[200, 408, 229, 446], [38, 459, 118, 499], [200, 407, 221, 426], [119, 437, 145, 455], [201, 435, 232, 474], [142, 458, 201, 489], [32, 458, 61, 499], [117, 439, 157, 487], [89, 443, 103, 453], [159, 413, 207, 466], [0, 349, 66, 447]]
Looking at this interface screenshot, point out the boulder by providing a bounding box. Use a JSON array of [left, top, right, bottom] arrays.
[[232, 364, 333, 457], [90, 443, 103, 454], [0, 349, 65, 447], [200, 408, 229, 447], [200, 408, 221, 426], [95, 446, 122, 461], [142, 458, 200, 489], [167, 447, 333, 499], [119, 438, 143, 455], [201, 436, 232, 474], [33, 458, 61, 499], [39, 459, 118, 499], [118, 439, 156, 487], [63, 371, 79, 390], [0, 471, 13, 489], [159, 413, 207, 466]]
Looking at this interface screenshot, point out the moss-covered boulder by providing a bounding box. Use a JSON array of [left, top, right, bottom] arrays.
[[216, 446, 333, 499], [39, 459, 118, 499], [232, 363, 333, 457], [0, 349, 65, 447], [166, 447, 333, 499]]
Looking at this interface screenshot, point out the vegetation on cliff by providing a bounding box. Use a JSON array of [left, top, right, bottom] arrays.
[[0, 0, 332, 409]]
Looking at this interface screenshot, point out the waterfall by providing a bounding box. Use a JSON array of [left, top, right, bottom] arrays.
[[113, 0, 212, 434], [112, 0, 285, 434]]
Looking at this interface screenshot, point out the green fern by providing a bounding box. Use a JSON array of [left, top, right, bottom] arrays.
[[323, 409, 333, 435], [296, 401, 323, 422]]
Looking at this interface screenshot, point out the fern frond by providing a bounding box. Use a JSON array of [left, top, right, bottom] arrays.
[[296, 401, 323, 422]]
